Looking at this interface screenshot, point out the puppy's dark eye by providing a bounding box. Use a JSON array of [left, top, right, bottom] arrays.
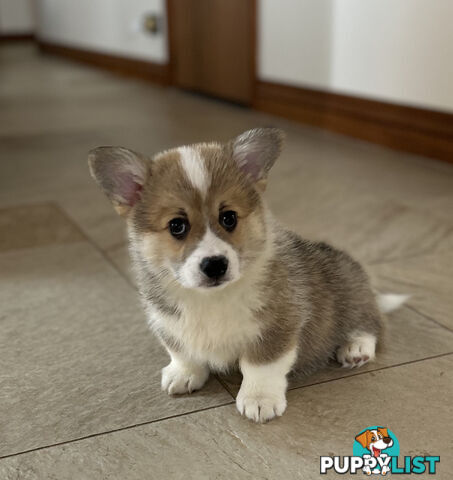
[[219, 210, 237, 232], [169, 218, 189, 239], [371, 436, 376, 442]]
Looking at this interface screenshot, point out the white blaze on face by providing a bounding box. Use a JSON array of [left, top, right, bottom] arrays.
[[370, 429, 379, 445], [370, 430, 392, 452], [178, 146, 210, 196], [178, 228, 240, 289]]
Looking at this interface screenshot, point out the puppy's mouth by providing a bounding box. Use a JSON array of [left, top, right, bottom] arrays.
[[199, 277, 231, 289], [173, 271, 234, 290], [371, 446, 381, 458]]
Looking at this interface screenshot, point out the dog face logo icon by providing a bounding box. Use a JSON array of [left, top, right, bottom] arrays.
[[356, 427, 393, 458], [321, 425, 440, 475], [354, 427, 398, 475]]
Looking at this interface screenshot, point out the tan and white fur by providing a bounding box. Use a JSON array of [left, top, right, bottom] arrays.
[[88, 128, 407, 423]]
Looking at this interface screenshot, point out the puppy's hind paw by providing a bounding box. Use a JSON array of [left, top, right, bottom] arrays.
[[337, 332, 376, 369]]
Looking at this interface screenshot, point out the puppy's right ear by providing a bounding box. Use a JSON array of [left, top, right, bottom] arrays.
[[88, 146, 149, 216]]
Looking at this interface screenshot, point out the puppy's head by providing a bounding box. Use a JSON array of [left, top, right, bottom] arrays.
[[88, 128, 284, 291], [355, 428, 393, 456]]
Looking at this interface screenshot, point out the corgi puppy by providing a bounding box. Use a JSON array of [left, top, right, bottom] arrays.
[[88, 128, 406, 423]]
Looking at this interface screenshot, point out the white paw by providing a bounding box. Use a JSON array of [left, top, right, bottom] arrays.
[[236, 386, 287, 423], [381, 465, 390, 475], [161, 361, 209, 395], [337, 332, 376, 368]]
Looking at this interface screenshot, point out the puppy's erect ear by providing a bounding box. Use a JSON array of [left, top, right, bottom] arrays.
[[88, 146, 148, 216], [231, 127, 285, 186], [355, 430, 371, 448]]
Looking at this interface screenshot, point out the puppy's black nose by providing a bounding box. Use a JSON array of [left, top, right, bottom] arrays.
[[200, 255, 228, 280], [383, 437, 392, 445]]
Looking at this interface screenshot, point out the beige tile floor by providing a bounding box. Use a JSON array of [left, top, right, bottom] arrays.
[[1, 43, 452, 479]]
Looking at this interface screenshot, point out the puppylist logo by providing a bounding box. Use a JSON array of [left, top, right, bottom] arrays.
[[320, 426, 440, 475]]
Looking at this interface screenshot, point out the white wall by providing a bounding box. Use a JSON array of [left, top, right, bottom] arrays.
[[36, 0, 168, 63], [0, 0, 34, 34], [259, 0, 453, 112]]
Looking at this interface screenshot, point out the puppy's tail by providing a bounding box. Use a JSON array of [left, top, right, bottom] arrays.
[[376, 293, 410, 314]]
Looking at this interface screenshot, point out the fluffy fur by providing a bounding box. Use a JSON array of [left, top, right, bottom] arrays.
[[88, 128, 406, 423]]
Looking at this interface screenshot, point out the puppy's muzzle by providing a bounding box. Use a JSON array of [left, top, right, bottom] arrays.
[[200, 255, 228, 282]]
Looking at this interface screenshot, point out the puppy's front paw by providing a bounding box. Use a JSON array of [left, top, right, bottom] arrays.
[[236, 386, 287, 423], [161, 361, 209, 395]]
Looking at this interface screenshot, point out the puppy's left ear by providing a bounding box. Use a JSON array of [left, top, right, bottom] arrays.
[[88, 146, 149, 217], [355, 431, 370, 448], [231, 127, 285, 189]]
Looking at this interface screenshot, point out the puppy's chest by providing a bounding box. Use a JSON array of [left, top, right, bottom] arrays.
[[153, 295, 261, 369]]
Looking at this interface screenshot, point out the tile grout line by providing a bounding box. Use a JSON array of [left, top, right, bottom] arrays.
[[0, 400, 235, 462], [214, 375, 237, 400], [404, 303, 453, 334], [366, 226, 453, 267], [376, 277, 453, 334], [289, 351, 453, 392], [2, 351, 452, 462], [373, 273, 453, 335], [104, 240, 128, 253], [53, 201, 139, 291]]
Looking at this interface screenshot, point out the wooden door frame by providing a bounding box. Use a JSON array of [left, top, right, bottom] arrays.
[[165, 0, 257, 105]]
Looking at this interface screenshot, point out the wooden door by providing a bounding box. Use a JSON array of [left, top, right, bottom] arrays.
[[168, 0, 255, 104]]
